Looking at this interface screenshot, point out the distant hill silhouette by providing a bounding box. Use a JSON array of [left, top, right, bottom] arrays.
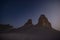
[[0, 24, 13, 32]]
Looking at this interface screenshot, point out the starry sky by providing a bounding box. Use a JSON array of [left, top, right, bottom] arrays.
[[1, 0, 60, 31]]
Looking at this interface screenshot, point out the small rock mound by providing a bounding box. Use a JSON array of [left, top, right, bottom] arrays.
[[24, 19, 32, 26]]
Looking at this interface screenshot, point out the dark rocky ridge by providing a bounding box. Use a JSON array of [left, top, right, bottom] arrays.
[[10, 14, 60, 33]]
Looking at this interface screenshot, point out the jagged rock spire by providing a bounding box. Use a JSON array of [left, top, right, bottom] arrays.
[[37, 14, 52, 29], [24, 19, 33, 26]]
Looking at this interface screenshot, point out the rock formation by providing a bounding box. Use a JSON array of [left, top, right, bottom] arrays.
[[16, 19, 34, 32], [1, 14, 59, 33], [12, 14, 58, 32], [24, 19, 33, 26], [36, 14, 52, 30]]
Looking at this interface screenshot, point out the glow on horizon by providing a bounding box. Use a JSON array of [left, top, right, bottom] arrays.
[[28, 1, 60, 31], [1, 0, 60, 31], [39, 1, 60, 31]]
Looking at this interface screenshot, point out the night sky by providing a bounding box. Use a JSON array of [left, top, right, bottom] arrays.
[[1, 0, 60, 31]]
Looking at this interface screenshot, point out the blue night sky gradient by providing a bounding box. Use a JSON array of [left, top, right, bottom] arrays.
[[1, 0, 60, 31]]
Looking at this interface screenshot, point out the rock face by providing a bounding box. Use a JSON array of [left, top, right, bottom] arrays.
[[24, 19, 33, 26], [36, 15, 52, 30], [15, 19, 34, 32], [14, 14, 58, 32], [12, 15, 58, 32]]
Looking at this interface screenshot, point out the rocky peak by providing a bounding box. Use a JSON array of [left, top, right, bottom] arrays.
[[24, 19, 32, 25], [37, 14, 52, 29], [17, 19, 33, 31]]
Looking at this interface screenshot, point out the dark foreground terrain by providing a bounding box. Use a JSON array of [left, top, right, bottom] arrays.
[[0, 29, 60, 40]]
